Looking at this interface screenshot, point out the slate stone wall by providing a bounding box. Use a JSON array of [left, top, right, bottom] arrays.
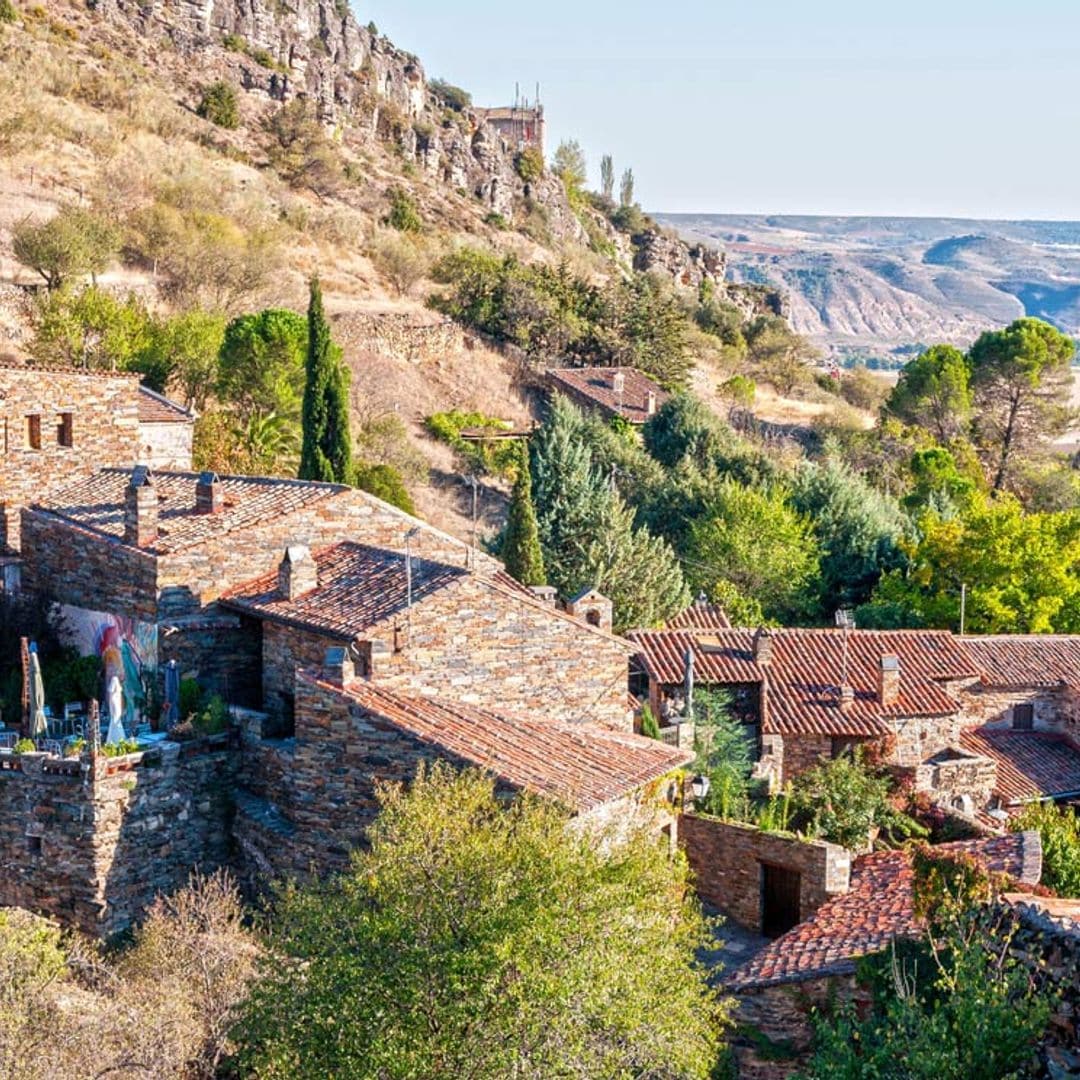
[[0, 740, 233, 936], [0, 368, 141, 550], [680, 814, 851, 934]]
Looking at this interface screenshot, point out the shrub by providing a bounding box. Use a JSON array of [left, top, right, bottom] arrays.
[[264, 99, 342, 195], [1012, 801, 1080, 897], [385, 187, 422, 233], [483, 211, 508, 229], [368, 230, 430, 297], [197, 81, 239, 129], [429, 78, 471, 112], [102, 739, 141, 757], [425, 409, 517, 476], [353, 462, 415, 514], [192, 694, 229, 736], [514, 146, 544, 183], [640, 705, 661, 739], [178, 677, 201, 722], [12, 738, 35, 754], [0, 0, 18, 23]]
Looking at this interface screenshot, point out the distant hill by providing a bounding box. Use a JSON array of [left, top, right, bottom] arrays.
[[655, 214, 1080, 363]]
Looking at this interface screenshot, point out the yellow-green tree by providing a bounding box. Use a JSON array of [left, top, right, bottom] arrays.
[[236, 764, 727, 1079]]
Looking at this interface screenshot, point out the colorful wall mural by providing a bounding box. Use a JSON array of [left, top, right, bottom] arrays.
[[58, 605, 158, 728]]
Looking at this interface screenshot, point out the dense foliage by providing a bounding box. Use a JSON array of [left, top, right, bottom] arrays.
[[500, 442, 546, 586], [236, 764, 727, 1078], [1012, 802, 1080, 897]]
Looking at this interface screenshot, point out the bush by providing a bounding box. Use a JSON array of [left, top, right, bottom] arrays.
[[0, 0, 18, 23], [12, 738, 35, 754], [385, 187, 422, 233], [264, 99, 342, 195], [368, 230, 430, 297], [178, 677, 202, 722], [640, 705, 661, 739], [429, 78, 471, 112], [1012, 801, 1080, 897], [425, 409, 517, 476], [353, 462, 415, 514], [197, 81, 239, 129], [514, 146, 544, 183]]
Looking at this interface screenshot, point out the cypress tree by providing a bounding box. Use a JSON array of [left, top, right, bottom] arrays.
[[299, 277, 352, 484], [501, 442, 546, 586]]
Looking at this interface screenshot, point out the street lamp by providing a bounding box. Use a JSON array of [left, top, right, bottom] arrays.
[[690, 774, 710, 802]]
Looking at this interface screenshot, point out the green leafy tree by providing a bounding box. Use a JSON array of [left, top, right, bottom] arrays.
[[13, 206, 118, 291], [1012, 802, 1080, 897], [385, 187, 422, 233], [969, 317, 1076, 492], [500, 443, 546, 586], [514, 146, 544, 183], [352, 462, 415, 514], [30, 285, 152, 372], [744, 314, 817, 395], [790, 456, 908, 615], [692, 689, 756, 820], [552, 138, 587, 193], [151, 309, 226, 410], [686, 479, 819, 623], [862, 494, 1080, 633], [619, 166, 635, 208], [235, 764, 727, 1079], [605, 273, 694, 389], [264, 99, 342, 196], [299, 277, 352, 484], [197, 81, 240, 129], [789, 751, 924, 850], [903, 446, 979, 516], [884, 344, 973, 442], [217, 308, 307, 423], [642, 393, 727, 468], [531, 395, 688, 630], [599, 153, 614, 200]]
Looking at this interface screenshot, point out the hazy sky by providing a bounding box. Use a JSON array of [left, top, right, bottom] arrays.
[[360, 0, 1080, 219]]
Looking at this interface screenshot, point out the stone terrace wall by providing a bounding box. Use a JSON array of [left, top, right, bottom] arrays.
[[22, 512, 158, 622], [332, 311, 468, 365], [156, 487, 501, 617], [681, 815, 851, 933], [0, 741, 233, 936], [0, 368, 141, 550], [372, 572, 633, 730]]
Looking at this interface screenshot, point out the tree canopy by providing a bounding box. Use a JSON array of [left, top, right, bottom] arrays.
[[883, 343, 972, 442], [236, 764, 727, 1079]]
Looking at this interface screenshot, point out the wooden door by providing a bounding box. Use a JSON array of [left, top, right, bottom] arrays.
[[761, 863, 801, 938]]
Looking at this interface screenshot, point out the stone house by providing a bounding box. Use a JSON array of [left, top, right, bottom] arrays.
[[219, 540, 634, 734], [235, 648, 690, 884], [545, 366, 669, 425], [0, 364, 192, 553], [3, 460, 683, 934], [721, 831, 1043, 1079]]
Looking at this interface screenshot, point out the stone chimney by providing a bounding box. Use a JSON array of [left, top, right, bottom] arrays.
[[839, 683, 855, 707], [278, 545, 318, 600], [323, 645, 354, 688], [878, 655, 900, 707], [123, 466, 157, 548], [645, 390, 657, 416], [612, 370, 625, 394], [195, 471, 223, 514], [528, 585, 558, 607], [565, 588, 613, 633], [752, 627, 773, 666]]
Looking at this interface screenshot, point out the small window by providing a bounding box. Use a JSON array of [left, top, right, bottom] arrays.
[[25, 414, 41, 451], [1013, 703, 1034, 731], [586, 609, 601, 627], [26, 835, 41, 855], [57, 412, 73, 448]]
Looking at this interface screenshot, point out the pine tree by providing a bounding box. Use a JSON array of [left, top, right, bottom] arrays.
[[299, 277, 352, 484], [501, 443, 546, 586]]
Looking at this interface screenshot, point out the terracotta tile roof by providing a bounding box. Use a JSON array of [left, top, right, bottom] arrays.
[[725, 832, 1042, 990], [960, 727, 1080, 805], [628, 628, 975, 738], [137, 385, 194, 424], [222, 542, 468, 639], [301, 673, 692, 811], [546, 366, 670, 423], [664, 596, 732, 631], [222, 542, 634, 652], [35, 468, 346, 555], [961, 635, 1080, 689]]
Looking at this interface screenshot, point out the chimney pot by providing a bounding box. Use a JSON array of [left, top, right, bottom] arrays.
[[839, 684, 855, 706], [612, 371, 625, 394], [528, 585, 558, 607], [878, 654, 901, 706], [323, 645, 354, 688], [123, 465, 157, 547], [278, 545, 318, 600], [646, 389, 657, 416], [195, 471, 223, 514]]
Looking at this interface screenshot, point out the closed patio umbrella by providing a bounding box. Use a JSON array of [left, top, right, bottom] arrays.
[[164, 660, 180, 730], [28, 646, 46, 739], [106, 674, 126, 745]]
